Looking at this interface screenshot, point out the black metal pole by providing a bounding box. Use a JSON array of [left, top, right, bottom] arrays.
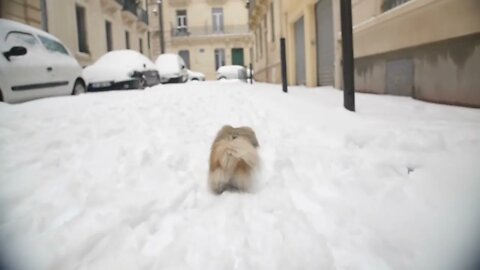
[[249, 63, 253, 84], [340, 0, 355, 111], [158, 0, 165, 54], [280, 38, 288, 93]]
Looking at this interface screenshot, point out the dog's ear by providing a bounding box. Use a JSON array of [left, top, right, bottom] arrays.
[[237, 127, 259, 147], [213, 125, 235, 143]]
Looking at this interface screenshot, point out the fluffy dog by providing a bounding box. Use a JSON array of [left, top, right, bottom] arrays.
[[208, 125, 260, 194]]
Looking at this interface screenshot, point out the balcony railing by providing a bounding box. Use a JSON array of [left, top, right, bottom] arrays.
[[248, 0, 256, 17], [171, 25, 250, 37], [137, 8, 148, 24], [381, 0, 410, 12], [122, 0, 137, 16]]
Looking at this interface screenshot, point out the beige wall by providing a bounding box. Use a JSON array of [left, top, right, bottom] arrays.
[[249, 0, 480, 107], [0, 0, 42, 29], [149, 0, 252, 80], [352, 0, 480, 58], [46, 0, 150, 66]]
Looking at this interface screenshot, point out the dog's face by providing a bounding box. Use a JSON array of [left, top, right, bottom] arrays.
[[213, 125, 259, 147]]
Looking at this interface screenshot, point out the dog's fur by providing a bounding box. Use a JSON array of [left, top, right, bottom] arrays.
[[208, 125, 259, 194]]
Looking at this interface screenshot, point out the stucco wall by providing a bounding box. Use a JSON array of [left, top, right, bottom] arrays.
[[355, 33, 480, 107], [0, 0, 42, 29]]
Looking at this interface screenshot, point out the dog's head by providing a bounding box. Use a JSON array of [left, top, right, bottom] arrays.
[[214, 125, 259, 147]]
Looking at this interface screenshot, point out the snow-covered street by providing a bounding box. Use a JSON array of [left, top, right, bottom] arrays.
[[1, 81, 479, 270]]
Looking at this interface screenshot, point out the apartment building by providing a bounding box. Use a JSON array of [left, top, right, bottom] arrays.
[[46, 0, 151, 67], [249, 0, 480, 107], [149, 0, 253, 80], [1, 0, 151, 67]]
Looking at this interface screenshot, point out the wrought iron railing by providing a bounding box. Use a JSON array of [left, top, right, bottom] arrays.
[[248, 0, 255, 17], [381, 0, 410, 12], [122, 0, 137, 16], [171, 25, 250, 37], [137, 8, 148, 24]]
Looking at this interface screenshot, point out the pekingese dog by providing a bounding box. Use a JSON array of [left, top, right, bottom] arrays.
[[208, 125, 260, 194]]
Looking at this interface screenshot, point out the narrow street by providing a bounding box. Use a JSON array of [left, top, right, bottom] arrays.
[[1, 82, 479, 270]]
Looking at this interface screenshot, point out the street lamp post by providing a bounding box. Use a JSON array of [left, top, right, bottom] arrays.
[[340, 0, 355, 111]]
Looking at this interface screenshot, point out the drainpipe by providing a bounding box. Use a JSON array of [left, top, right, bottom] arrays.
[[157, 0, 165, 54]]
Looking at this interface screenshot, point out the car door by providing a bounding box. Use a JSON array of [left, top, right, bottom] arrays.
[[37, 34, 80, 96], [2, 31, 52, 103]]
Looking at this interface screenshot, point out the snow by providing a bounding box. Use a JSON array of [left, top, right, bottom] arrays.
[[82, 50, 156, 84], [155, 53, 183, 75], [1, 82, 479, 270]]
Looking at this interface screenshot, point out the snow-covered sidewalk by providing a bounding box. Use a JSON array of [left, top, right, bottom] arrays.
[[1, 82, 479, 270]]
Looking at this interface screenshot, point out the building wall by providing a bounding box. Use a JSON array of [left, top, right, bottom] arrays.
[[351, 0, 480, 107], [149, 0, 252, 80], [0, 0, 42, 29], [45, 0, 150, 67], [250, 0, 480, 107]]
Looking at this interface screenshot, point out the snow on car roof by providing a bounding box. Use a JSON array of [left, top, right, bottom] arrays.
[[155, 53, 183, 74], [94, 50, 156, 69], [0, 18, 61, 43]]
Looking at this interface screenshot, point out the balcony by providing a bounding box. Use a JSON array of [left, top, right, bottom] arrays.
[[168, 0, 191, 7], [100, 0, 123, 13], [121, 0, 137, 25], [248, 0, 267, 28], [136, 7, 148, 32], [171, 25, 250, 38]]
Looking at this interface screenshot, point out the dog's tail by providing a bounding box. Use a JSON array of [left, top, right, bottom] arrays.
[[209, 137, 259, 193], [218, 137, 258, 171]]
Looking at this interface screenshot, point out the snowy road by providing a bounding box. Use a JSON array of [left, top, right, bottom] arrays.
[[1, 82, 480, 270]]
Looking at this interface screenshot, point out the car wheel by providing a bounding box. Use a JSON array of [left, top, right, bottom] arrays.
[[72, 79, 86, 95]]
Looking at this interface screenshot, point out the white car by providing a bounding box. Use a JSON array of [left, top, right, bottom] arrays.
[[83, 50, 160, 91], [155, 53, 188, 83], [216, 65, 247, 81], [187, 69, 205, 81], [0, 19, 85, 103]]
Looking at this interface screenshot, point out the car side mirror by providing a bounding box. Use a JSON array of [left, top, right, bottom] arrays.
[[3, 46, 27, 61]]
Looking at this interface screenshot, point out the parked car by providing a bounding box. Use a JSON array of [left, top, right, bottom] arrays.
[[187, 69, 205, 81], [216, 65, 247, 81], [83, 50, 160, 92], [155, 53, 188, 83], [0, 19, 85, 103]]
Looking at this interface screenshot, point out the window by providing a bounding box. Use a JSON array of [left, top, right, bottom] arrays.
[[38, 35, 69, 55], [270, 2, 275, 42], [139, 38, 143, 53], [259, 23, 263, 57], [214, 48, 225, 71], [75, 5, 89, 53], [125, 31, 130, 49], [176, 10, 188, 34], [179, 50, 190, 69], [147, 32, 151, 49], [381, 0, 410, 12], [6, 32, 39, 49], [212, 8, 224, 33], [105, 21, 113, 51]]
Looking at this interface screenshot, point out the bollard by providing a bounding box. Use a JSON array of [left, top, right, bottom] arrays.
[[280, 38, 288, 93], [340, 0, 355, 111]]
